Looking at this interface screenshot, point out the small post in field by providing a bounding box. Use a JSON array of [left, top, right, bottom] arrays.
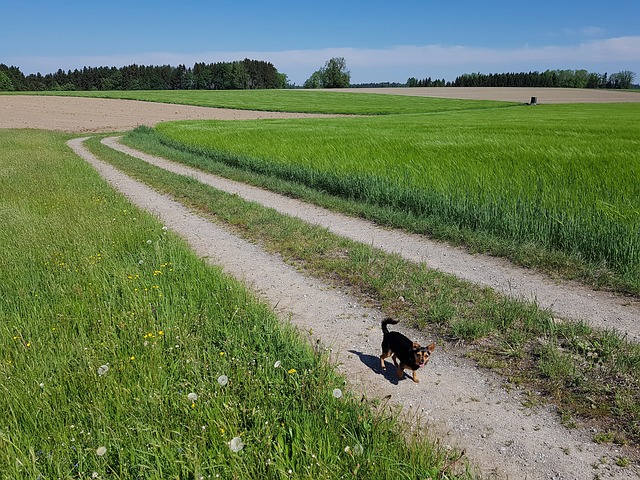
[[529, 96, 538, 105]]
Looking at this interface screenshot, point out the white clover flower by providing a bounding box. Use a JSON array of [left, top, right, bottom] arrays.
[[96, 446, 107, 456], [273, 360, 281, 368], [217, 375, 229, 387], [39, 383, 45, 388], [332, 388, 343, 399], [138, 259, 144, 265], [228, 436, 244, 453], [146, 240, 152, 245], [97, 364, 109, 376], [187, 392, 198, 402]]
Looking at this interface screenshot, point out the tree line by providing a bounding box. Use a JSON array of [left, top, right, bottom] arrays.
[[430, 69, 635, 89], [0, 59, 289, 91]]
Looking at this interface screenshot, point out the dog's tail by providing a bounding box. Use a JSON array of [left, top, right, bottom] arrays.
[[381, 317, 399, 334]]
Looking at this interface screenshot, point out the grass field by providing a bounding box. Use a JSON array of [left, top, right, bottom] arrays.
[[0, 129, 470, 479], [149, 102, 640, 294], [8, 89, 517, 115], [94, 127, 640, 452]]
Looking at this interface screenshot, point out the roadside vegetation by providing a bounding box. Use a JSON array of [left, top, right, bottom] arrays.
[[0, 130, 471, 479], [87, 124, 640, 456]]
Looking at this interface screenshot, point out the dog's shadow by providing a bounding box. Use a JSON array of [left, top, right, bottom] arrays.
[[348, 350, 402, 384]]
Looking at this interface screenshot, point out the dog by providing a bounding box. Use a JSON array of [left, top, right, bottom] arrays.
[[379, 318, 435, 383]]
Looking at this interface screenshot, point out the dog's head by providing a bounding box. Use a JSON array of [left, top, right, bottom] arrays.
[[413, 342, 436, 368]]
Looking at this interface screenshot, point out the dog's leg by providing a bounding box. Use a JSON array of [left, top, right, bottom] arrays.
[[396, 364, 405, 379], [411, 369, 420, 383], [380, 350, 392, 369]]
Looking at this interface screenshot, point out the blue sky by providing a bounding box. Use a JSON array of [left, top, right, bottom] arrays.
[[2, 0, 639, 85]]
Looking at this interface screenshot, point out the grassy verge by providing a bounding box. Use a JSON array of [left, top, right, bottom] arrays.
[[0, 129, 471, 479], [88, 132, 640, 459]]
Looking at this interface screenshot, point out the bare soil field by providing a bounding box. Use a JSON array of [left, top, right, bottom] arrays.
[[335, 86, 640, 104], [4, 91, 640, 479], [0, 95, 337, 133]]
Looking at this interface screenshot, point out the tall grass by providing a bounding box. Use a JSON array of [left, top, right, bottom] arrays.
[[151, 103, 640, 290], [0, 130, 470, 479]]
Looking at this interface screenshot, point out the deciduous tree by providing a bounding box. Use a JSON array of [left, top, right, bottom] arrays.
[[303, 57, 351, 88]]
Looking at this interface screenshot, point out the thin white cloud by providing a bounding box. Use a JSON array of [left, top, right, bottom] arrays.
[[9, 36, 640, 84], [581, 26, 605, 37]]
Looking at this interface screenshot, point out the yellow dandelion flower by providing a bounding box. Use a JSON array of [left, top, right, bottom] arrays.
[[287, 368, 297, 375]]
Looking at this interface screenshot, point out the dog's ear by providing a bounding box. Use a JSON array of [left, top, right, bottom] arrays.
[[426, 342, 436, 354], [411, 342, 421, 350]]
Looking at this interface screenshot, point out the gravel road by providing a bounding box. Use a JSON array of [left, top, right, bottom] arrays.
[[67, 135, 639, 480]]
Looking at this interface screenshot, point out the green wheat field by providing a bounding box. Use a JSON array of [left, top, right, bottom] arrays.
[[150, 100, 640, 292]]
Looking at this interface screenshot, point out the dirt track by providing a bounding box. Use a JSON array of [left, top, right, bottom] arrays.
[[4, 91, 640, 479], [68, 136, 638, 480]]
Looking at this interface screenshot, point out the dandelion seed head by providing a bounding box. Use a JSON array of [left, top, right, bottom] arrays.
[[187, 392, 198, 402], [217, 375, 229, 387], [274, 360, 281, 368], [353, 443, 364, 456], [332, 388, 343, 399], [97, 365, 109, 376], [146, 240, 152, 245], [96, 446, 107, 456], [228, 436, 244, 453]]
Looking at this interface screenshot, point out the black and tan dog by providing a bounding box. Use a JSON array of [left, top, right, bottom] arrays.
[[380, 318, 435, 383]]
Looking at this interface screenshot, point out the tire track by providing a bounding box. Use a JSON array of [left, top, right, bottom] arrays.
[[68, 136, 638, 480], [102, 136, 640, 342]]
